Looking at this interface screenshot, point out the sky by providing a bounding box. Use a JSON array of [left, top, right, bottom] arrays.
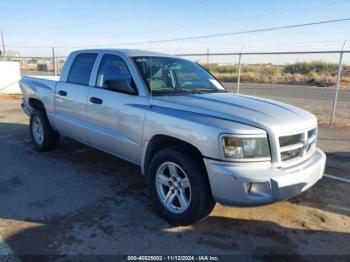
[[1, 0, 350, 63]]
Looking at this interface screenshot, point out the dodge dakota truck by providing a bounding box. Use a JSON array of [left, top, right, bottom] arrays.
[[20, 49, 326, 225]]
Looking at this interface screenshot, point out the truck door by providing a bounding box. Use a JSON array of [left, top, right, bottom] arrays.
[[86, 54, 146, 164], [54, 53, 97, 141]]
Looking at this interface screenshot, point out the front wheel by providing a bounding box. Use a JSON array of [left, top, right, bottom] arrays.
[[148, 146, 215, 225]]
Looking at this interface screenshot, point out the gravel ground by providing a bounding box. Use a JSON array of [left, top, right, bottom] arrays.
[[0, 94, 349, 258]]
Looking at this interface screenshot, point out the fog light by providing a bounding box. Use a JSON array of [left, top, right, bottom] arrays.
[[246, 182, 271, 198]]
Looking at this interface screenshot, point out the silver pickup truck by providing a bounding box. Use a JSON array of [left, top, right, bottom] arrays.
[[20, 49, 326, 225]]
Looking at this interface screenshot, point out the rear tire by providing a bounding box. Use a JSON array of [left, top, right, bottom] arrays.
[[30, 108, 60, 151], [148, 146, 215, 225]]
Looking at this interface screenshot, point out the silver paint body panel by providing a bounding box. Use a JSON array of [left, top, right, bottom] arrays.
[[19, 48, 325, 206]]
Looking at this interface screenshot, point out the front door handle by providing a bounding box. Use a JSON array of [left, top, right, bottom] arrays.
[[58, 90, 67, 96], [90, 97, 103, 105]]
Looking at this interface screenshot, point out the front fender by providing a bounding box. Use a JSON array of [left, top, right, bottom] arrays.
[[141, 106, 265, 169]]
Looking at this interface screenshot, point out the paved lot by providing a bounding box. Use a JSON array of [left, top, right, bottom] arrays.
[[0, 95, 349, 257], [223, 83, 350, 128], [223, 83, 350, 102]]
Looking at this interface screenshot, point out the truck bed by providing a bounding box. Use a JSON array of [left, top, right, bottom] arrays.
[[20, 75, 58, 117], [22, 75, 60, 81]]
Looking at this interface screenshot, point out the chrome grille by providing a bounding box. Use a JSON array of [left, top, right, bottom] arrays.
[[279, 134, 302, 147], [281, 148, 303, 161], [278, 128, 317, 163]]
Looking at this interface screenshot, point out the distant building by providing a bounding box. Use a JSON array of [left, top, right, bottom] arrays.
[[4, 50, 21, 57]]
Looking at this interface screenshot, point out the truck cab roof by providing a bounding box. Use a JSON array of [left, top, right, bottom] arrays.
[[70, 48, 175, 58]]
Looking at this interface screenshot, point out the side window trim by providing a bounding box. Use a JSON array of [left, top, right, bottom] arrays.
[[94, 54, 137, 94], [67, 53, 98, 86]]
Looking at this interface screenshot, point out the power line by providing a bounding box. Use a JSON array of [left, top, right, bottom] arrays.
[[141, 0, 350, 36], [183, 39, 350, 51], [48, 0, 348, 47], [136, 17, 350, 44], [175, 50, 350, 56], [58, 17, 350, 48], [4, 50, 350, 60], [5, 17, 350, 49]]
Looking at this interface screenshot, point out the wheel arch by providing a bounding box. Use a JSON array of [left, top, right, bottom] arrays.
[[28, 98, 57, 130], [142, 134, 204, 176], [28, 98, 47, 114]]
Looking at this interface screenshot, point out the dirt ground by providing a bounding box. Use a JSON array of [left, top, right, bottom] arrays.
[[0, 94, 349, 258]]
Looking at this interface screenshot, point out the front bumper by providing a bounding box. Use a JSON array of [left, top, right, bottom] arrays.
[[204, 148, 326, 207]]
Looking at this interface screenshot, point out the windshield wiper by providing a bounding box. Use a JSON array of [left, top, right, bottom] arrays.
[[197, 88, 226, 93], [152, 88, 226, 96], [179, 88, 227, 94], [152, 88, 193, 96]]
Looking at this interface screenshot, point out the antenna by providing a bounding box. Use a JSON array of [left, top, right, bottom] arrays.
[[149, 56, 153, 107]]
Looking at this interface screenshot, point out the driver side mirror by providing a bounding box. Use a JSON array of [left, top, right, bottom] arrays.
[[104, 79, 138, 95]]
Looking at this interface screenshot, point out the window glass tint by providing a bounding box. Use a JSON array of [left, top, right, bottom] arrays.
[[67, 53, 97, 85], [96, 54, 132, 88], [133, 56, 225, 94]]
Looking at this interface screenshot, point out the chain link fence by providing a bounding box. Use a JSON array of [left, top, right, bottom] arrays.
[[178, 50, 350, 128], [0, 55, 67, 76], [1, 50, 349, 128]]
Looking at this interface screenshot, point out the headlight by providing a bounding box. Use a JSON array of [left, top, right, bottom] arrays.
[[222, 135, 271, 161]]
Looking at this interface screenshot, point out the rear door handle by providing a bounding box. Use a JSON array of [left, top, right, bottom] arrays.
[[58, 90, 67, 96], [90, 97, 103, 105]]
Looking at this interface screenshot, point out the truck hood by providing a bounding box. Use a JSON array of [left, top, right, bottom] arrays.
[[152, 92, 317, 135]]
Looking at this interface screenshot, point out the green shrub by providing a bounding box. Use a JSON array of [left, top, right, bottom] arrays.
[[204, 61, 349, 87], [307, 70, 319, 79], [284, 61, 338, 75]]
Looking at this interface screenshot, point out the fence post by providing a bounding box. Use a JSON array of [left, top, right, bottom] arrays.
[[1, 30, 6, 57], [206, 48, 209, 65], [52, 47, 57, 76], [237, 53, 242, 94], [330, 51, 344, 125]]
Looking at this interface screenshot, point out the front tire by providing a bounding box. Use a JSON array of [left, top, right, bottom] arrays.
[[148, 146, 215, 225], [30, 109, 60, 151]]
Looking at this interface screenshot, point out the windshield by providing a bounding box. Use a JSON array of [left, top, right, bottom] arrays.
[[133, 56, 226, 95]]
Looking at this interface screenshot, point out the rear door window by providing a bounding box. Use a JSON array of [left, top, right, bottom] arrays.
[[67, 53, 97, 85]]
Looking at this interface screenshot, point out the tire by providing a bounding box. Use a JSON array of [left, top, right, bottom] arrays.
[[148, 146, 215, 225], [30, 108, 60, 151]]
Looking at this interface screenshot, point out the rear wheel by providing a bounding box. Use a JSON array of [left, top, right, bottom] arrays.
[[30, 109, 60, 151], [148, 146, 215, 225]]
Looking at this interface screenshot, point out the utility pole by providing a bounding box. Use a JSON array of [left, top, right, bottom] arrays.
[[1, 30, 5, 56]]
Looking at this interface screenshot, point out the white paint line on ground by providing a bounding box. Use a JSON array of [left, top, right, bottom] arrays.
[[324, 174, 350, 183]]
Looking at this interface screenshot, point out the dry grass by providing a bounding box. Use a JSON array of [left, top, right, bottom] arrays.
[[204, 62, 350, 88], [212, 72, 350, 88]]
